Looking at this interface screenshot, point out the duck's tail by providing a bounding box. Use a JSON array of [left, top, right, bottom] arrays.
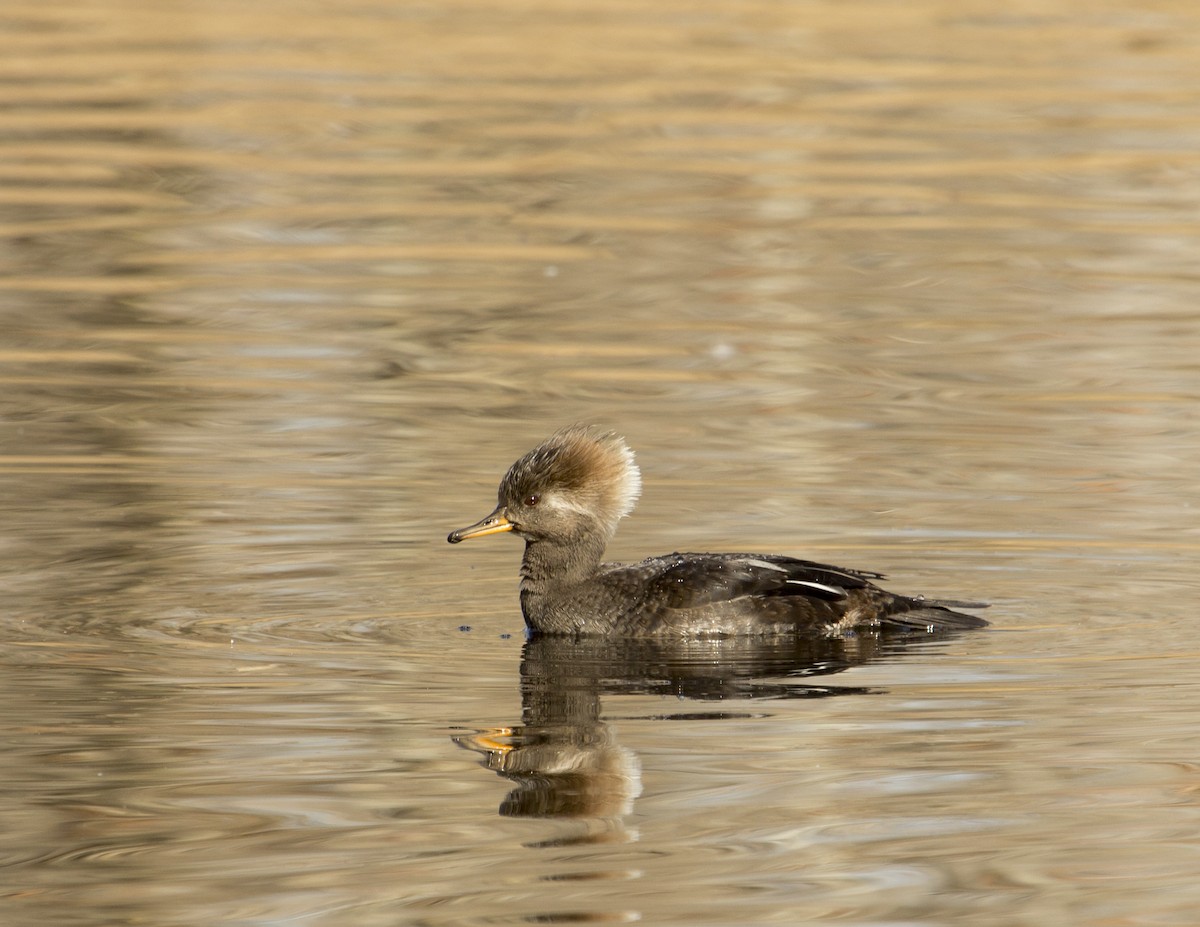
[[882, 598, 990, 633]]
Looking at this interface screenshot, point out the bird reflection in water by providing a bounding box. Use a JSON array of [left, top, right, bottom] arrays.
[[454, 631, 957, 842]]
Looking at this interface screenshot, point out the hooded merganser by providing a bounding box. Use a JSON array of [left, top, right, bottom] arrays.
[[448, 426, 988, 637]]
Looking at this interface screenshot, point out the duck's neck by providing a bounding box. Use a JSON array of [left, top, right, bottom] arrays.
[[519, 534, 608, 593]]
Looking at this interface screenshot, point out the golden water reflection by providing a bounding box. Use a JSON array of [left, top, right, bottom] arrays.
[[3, 0, 1200, 925]]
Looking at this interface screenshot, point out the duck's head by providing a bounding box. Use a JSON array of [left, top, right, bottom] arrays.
[[448, 425, 642, 547]]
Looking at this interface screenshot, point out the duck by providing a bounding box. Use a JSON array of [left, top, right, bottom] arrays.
[[447, 425, 988, 637]]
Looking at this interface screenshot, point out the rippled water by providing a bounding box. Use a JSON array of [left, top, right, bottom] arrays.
[[3, 1, 1200, 924]]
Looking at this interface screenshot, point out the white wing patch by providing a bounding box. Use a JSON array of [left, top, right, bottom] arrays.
[[740, 558, 788, 572], [785, 579, 847, 598]]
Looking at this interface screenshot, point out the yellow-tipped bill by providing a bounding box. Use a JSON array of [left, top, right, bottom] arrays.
[[447, 508, 513, 544]]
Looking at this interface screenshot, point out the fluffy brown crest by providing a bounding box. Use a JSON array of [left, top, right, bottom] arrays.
[[499, 425, 642, 532]]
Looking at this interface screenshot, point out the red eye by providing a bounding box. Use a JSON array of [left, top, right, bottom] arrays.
[[524, 493, 540, 507]]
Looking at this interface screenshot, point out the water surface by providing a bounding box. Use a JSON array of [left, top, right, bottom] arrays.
[[3, 1, 1200, 925]]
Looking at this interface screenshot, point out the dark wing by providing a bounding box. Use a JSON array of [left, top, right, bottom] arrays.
[[603, 552, 883, 611]]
